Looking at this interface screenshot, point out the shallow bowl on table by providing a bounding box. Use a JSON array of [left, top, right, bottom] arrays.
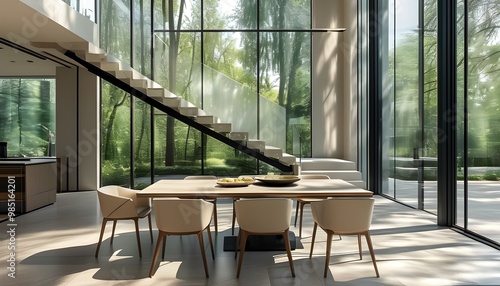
[[254, 175, 301, 186]]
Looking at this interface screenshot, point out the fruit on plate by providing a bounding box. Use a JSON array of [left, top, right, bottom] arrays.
[[217, 177, 254, 183]]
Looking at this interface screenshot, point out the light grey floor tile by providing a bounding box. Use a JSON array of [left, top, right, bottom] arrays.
[[1, 192, 500, 285]]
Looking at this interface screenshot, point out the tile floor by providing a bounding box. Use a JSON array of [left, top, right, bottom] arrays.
[[1, 192, 500, 285]]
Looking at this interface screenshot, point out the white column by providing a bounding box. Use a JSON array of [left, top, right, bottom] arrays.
[[56, 66, 99, 191], [311, 0, 357, 162]]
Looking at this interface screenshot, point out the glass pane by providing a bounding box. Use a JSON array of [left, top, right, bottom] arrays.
[[204, 0, 257, 30], [203, 32, 258, 137], [100, 0, 131, 63], [61, 0, 96, 21], [153, 110, 202, 181], [153, 32, 201, 105], [456, 0, 466, 227], [153, 0, 200, 31], [381, 0, 396, 198], [422, 0, 438, 214], [134, 100, 151, 189], [466, 0, 500, 243], [205, 137, 258, 176], [101, 82, 131, 187], [393, 0, 420, 208], [259, 0, 310, 29], [0, 78, 55, 157], [133, 0, 152, 77], [259, 32, 311, 154]]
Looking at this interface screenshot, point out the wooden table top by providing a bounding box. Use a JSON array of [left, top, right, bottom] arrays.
[[137, 178, 372, 199]]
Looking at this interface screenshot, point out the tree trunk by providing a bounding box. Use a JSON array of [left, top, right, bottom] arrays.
[[104, 92, 128, 160], [286, 32, 305, 153], [277, 0, 287, 106]]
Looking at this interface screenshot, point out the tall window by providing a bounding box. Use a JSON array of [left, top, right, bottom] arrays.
[[0, 78, 56, 157], [380, 0, 438, 211], [100, 0, 315, 187], [457, 0, 500, 244]]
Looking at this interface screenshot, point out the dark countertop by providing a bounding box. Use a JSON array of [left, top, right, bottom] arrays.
[[0, 157, 57, 165]]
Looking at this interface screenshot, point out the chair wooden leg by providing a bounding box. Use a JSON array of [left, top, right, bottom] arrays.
[[365, 232, 380, 277], [149, 232, 165, 277], [283, 230, 295, 277], [197, 231, 210, 278], [234, 230, 240, 259], [236, 230, 249, 278], [162, 235, 167, 259], [323, 231, 334, 278], [95, 219, 108, 257], [206, 225, 215, 260], [231, 199, 237, 235], [212, 199, 218, 233], [358, 234, 362, 259], [133, 218, 142, 258], [309, 222, 318, 258], [294, 200, 300, 227], [110, 220, 117, 244], [148, 213, 153, 243], [299, 202, 306, 237]]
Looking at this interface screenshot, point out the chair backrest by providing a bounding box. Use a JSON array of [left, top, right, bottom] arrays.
[[235, 198, 292, 233], [97, 186, 139, 219], [299, 174, 330, 179], [310, 198, 374, 233], [153, 198, 214, 233], [184, 175, 217, 180]]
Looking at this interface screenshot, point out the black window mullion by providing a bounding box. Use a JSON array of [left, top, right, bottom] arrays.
[[437, 0, 458, 226], [463, 0, 469, 229], [367, 0, 382, 194], [130, 0, 135, 188]]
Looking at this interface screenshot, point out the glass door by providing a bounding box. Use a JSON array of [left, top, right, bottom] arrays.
[[381, 0, 438, 212]]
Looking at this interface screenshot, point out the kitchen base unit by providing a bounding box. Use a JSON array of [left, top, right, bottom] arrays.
[[0, 158, 58, 215]]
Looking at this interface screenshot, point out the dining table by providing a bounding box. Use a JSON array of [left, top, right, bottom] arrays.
[[137, 178, 372, 199], [137, 177, 373, 251]]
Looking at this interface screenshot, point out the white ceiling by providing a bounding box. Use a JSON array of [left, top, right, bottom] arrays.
[[0, 0, 87, 76]]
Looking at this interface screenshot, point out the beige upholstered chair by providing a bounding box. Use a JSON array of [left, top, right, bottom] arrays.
[[95, 185, 153, 258], [230, 175, 256, 235], [184, 175, 218, 233], [309, 198, 379, 278], [234, 198, 295, 278], [294, 174, 331, 237], [148, 198, 215, 278]]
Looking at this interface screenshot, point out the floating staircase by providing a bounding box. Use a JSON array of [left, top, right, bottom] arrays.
[[34, 42, 296, 172]]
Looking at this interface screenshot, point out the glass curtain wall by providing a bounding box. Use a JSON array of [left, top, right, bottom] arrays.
[[378, 0, 500, 245], [100, 0, 314, 187], [380, 0, 438, 213]]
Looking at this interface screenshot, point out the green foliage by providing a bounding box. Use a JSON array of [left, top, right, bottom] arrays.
[[0, 78, 55, 157], [101, 161, 130, 186]]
